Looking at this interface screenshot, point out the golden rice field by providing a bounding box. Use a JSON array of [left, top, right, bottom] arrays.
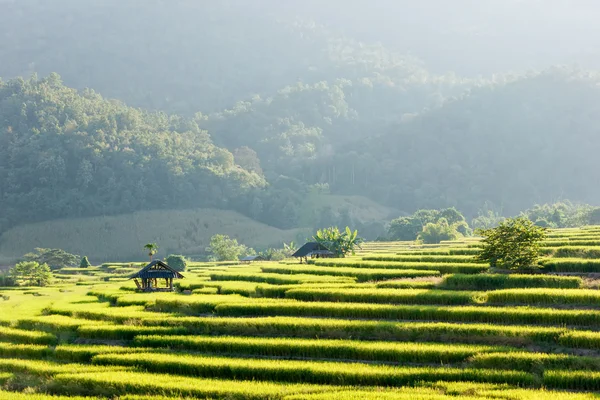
[[3, 227, 600, 399]]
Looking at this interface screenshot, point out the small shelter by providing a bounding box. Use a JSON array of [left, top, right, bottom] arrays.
[[130, 260, 184, 292], [292, 242, 335, 263], [239, 255, 264, 264]]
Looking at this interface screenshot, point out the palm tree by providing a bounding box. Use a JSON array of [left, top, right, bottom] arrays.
[[144, 243, 158, 261]]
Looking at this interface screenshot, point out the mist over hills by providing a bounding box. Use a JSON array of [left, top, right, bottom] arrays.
[[0, 0, 599, 253]]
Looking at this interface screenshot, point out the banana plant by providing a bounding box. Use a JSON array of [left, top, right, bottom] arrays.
[[312, 226, 363, 257]]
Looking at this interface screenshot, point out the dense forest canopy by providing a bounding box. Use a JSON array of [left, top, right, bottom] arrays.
[[0, 74, 264, 232], [0, 0, 600, 247]]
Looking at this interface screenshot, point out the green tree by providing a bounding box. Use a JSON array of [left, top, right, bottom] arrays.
[[313, 226, 364, 257], [79, 256, 91, 268], [23, 248, 80, 270], [206, 234, 254, 261], [387, 217, 423, 241], [476, 217, 547, 271], [388, 208, 470, 241], [417, 218, 462, 244], [144, 243, 159, 261], [9, 261, 52, 287], [0, 273, 15, 287], [472, 209, 504, 230], [165, 254, 187, 272]]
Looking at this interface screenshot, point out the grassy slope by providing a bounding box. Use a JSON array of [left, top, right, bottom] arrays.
[[299, 194, 398, 226], [0, 195, 395, 263], [0, 209, 302, 262]]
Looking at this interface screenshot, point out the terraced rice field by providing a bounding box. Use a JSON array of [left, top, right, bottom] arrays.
[[4, 227, 600, 398]]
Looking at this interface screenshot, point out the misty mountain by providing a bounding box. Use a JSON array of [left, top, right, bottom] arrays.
[[0, 0, 599, 234]]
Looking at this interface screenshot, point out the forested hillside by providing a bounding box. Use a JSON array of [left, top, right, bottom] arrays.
[[1, 0, 600, 245], [0, 74, 264, 233]]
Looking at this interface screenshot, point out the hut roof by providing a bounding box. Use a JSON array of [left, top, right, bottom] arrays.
[[239, 255, 264, 262], [130, 260, 184, 280], [292, 242, 331, 258]]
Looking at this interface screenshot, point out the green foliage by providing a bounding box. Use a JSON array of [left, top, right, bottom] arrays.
[[312, 226, 364, 257], [206, 234, 255, 261], [524, 202, 593, 228], [0, 75, 264, 235], [79, 256, 91, 269], [22, 248, 80, 270], [0, 273, 15, 287], [476, 217, 547, 270], [472, 209, 505, 230], [388, 208, 470, 241], [144, 244, 158, 261], [9, 261, 52, 287], [417, 218, 462, 244], [165, 255, 187, 272]]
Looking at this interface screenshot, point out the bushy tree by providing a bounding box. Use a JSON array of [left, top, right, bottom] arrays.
[[9, 261, 52, 287], [206, 234, 255, 261], [79, 256, 91, 268], [313, 226, 364, 257], [387, 217, 423, 241], [476, 217, 547, 271], [0, 273, 15, 287], [388, 208, 470, 241], [472, 209, 504, 230], [165, 255, 187, 272], [23, 248, 80, 270], [525, 201, 593, 228], [417, 218, 462, 244]]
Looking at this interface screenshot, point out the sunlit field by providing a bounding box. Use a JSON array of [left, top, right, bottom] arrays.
[[3, 228, 600, 399]]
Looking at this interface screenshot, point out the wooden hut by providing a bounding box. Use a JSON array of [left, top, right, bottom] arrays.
[[130, 260, 184, 292], [292, 242, 335, 263], [239, 255, 264, 264]]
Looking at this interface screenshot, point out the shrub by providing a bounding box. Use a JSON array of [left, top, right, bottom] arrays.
[[417, 218, 462, 244], [206, 234, 254, 261], [22, 248, 80, 269], [476, 217, 547, 270], [0, 273, 15, 287], [165, 254, 187, 272], [9, 261, 52, 287], [79, 256, 91, 268]]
